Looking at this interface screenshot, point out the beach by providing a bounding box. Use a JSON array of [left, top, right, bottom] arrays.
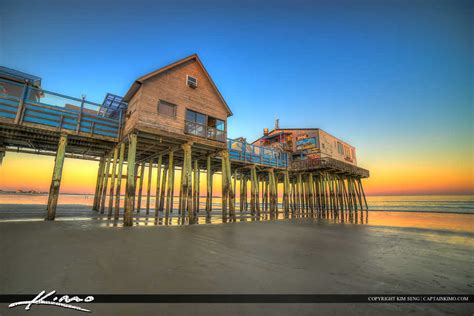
[[0, 203, 473, 315]]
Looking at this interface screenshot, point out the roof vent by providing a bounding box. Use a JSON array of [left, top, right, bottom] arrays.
[[187, 75, 197, 88]]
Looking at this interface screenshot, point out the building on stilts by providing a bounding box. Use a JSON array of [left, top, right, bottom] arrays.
[[0, 54, 369, 226]]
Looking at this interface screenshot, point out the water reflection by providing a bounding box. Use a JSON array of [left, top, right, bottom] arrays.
[[98, 207, 369, 228]]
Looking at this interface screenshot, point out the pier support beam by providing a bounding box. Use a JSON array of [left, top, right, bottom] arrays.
[[205, 155, 213, 219], [114, 143, 125, 220], [179, 144, 191, 221], [123, 134, 137, 226], [193, 159, 199, 222], [146, 159, 153, 215], [308, 173, 314, 214], [283, 171, 290, 216], [107, 146, 119, 218], [221, 151, 234, 222], [159, 166, 168, 213], [99, 153, 112, 214], [45, 134, 68, 221], [92, 157, 105, 211], [136, 162, 145, 213], [249, 165, 257, 217], [154, 155, 162, 217], [165, 151, 175, 217]]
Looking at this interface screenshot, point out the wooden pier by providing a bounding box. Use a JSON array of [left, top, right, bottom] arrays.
[[0, 56, 369, 226]]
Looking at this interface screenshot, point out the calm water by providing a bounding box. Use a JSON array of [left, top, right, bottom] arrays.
[[0, 194, 472, 214]]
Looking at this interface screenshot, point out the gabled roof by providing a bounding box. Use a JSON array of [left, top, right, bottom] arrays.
[[123, 54, 233, 116]]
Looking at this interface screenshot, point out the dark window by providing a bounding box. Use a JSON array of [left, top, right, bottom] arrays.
[[186, 109, 206, 125], [187, 75, 197, 88], [158, 100, 177, 117]]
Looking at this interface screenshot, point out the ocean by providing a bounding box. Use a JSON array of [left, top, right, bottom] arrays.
[[0, 194, 472, 214]]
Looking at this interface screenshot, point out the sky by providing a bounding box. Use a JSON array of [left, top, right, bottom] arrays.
[[0, 0, 473, 195]]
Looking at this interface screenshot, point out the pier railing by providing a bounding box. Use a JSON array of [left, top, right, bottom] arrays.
[[227, 138, 288, 168], [0, 78, 122, 139], [289, 157, 370, 178]]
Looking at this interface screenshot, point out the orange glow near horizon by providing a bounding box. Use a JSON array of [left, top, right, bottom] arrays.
[[0, 152, 473, 196]]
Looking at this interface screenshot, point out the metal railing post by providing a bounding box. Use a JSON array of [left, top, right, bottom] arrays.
[[14, 80, 29, 125], [76, 95, 85, 134]]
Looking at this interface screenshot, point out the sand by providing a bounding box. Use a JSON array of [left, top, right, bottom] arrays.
[[0, 215, 473, 315]]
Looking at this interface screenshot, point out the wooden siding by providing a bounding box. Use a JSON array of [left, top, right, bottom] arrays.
[[123, 59, 228, 144]]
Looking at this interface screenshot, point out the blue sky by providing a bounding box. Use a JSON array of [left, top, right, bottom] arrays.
[[1, 0, 473, 194]]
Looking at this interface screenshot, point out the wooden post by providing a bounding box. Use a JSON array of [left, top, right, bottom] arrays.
[[264, 176, 268, 214], [123, 134, 137, 226], [297, 173, 302, 215], [358, 178, 368, 210], [221, 150, 235, 221], [282, 172, 286, 215], [99, 153, 112, 214], [185, 148, 192, 221], [132, 163, 138, 212], [136, 162, 145, 213], [107, 146, 119, 218], [249, 166, 256, 217], [114, 143, 125, 220], [308, 173, 314, 215], [221, 153, 228, 221], [159, 166, 168, 213], [92, 157, 105, 211], [145, 159, 153, 215], [179, 144, 191, 221], [193, 159, 199, 222], [206, 155, 213, 218], [254, 171, 260, 218], [45, 134, 68, 220], [239, 174, 244, 214], [165, 151, 174, 217], [154, 155, 162, 216]]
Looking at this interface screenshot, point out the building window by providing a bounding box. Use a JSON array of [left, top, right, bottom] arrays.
[[187, 75, 197, 88], [186, 109, 206, 125], [185, 109, 226, 142], [158, 100, 177, 117], [337, 142, 343, 155]]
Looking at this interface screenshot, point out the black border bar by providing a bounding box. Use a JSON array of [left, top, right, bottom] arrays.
[[1, 294, 472, 304]]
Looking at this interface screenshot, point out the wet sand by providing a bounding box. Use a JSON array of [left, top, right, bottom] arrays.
[[1, 213, 473, 315]]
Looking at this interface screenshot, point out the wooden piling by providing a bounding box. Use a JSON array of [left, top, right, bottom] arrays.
[[206, 155, 213, 218], [145, 159, 153, 215], [165, 151, 174, 217], [114, 143, 125, 220], [93, 157, 105, 211], [193, 159, 199, 222], [159, 166, 168, 213], [123, 134, 137, 226], [45, 134, 68, 221], [221, 151, 229, 221], [283, 171, 290, 216], [136, 162, 145, 213], [358, 178, 368, 210], [107, 146, 119, 218], [154, 155, 162, 217], [99, 153, 112, 214], [308, 173, 314, 214]]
